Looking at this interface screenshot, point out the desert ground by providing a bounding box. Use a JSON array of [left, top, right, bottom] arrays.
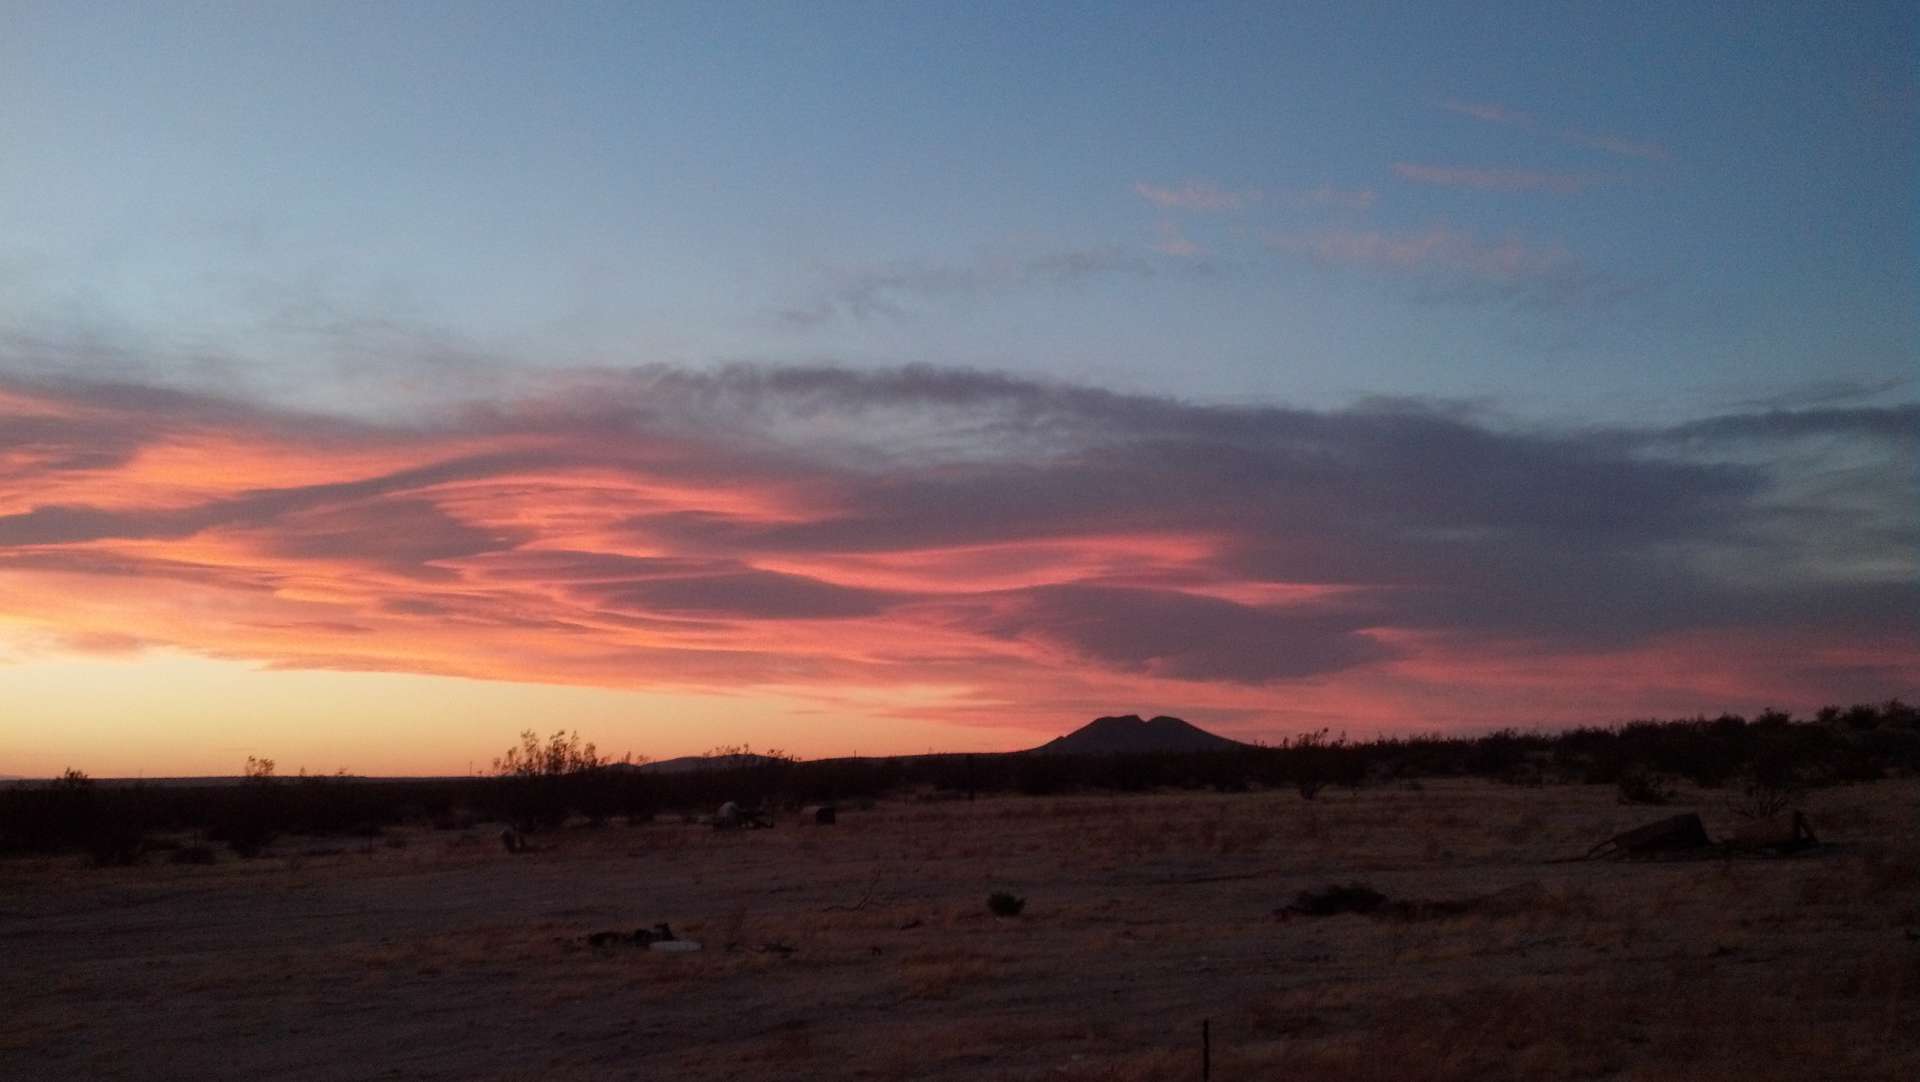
[[4, 779, 1917, 1080]]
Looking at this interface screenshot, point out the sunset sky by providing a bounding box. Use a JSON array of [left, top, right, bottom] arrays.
[[2, 3, 1915, 776]]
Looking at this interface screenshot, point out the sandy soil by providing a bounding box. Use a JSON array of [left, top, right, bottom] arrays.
[[3, 780, 1917, 1080]]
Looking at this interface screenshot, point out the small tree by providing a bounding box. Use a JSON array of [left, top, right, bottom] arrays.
[[1291, 729, 1333, 800], [492, 730, 610, 831], [494, 730, 604, 777]]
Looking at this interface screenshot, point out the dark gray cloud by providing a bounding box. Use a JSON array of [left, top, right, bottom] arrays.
[[774, 247, 1183, 327], [963, 584, 1394, 683]]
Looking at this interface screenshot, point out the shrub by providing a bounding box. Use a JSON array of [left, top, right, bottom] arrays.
[[1290, 729, 1333, 800], [171, 844, 217, 865], [1616, 767, 1675, 805], [987, 891, 1026, 917], [85, 821, 146, 867]]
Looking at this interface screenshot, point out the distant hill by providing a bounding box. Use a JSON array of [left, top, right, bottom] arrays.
[[629, 753, 786, 775], [1030, 715, 1247, 755]]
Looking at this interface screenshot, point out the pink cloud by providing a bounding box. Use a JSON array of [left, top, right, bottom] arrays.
[[1294, 185, 1377, 211], [1392, 163, 1591, 193], [1132, 180, 1259, 211], [1561, 129, 1670, 160], [1438, 97, 1670, 161], [1268, 225, 1575, 279], [1151, 221, 1202, 257], [1440, 99, 1534, 126]]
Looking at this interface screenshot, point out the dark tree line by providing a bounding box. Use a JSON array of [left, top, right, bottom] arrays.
[[3, 701, 1915, 863]]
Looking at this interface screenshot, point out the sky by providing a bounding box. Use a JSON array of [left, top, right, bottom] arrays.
[[1, 2, 1914, 776]]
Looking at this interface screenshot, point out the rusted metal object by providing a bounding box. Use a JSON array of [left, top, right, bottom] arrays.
[[1586, 812, 1712, 860]]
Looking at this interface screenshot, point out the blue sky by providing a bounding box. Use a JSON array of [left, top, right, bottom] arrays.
[[4, 2, 1912, 418]]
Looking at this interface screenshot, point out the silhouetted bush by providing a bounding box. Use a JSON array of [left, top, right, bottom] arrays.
[[1616, 767, 1675, 806]]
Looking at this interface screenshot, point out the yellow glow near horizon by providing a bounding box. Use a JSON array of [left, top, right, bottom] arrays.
[[0, 650, 1035, 779]]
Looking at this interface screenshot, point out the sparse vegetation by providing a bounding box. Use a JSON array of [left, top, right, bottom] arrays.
[[4, 701, 1917, 861], [1615, 766, 1676, 805]]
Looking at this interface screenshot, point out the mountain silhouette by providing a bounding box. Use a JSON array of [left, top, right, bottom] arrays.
[[1030, 714, 1246, 755]]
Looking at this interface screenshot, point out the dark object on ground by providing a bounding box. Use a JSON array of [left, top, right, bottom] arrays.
[[1281, 882, 1389, 917], [585, 923, 677, 949], [1384, 881, 1550, 921], [1586, 813, 1712, 860], [714, 801, 774, 830], [987, 891, 1026, 917], [1725, 809, 1818, 854], [1280, 881, 1551, 922], [501, 828, 528, 854], [801, 804, 836, 825]]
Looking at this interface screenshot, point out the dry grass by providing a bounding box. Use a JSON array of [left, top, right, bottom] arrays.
[[2, 778, 1917, 1079]]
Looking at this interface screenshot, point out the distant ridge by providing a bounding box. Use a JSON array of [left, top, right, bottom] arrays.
[[629, 753, 784, 775], [1030, 715, 1247, 755]]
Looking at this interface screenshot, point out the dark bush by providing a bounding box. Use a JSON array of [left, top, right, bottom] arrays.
[[987, 891, 1026, 917], [1286, 883, 1388, 917], [171, 844, 217, 865], [1616, 768, 1675, 805]]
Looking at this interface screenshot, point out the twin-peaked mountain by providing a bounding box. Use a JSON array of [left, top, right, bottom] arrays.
[[1028, 714, 1247, 755]]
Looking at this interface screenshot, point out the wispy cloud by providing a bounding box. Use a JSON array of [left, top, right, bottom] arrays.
[[1438, 99, 1670, 160], [1440, 99, 1535, 126], [1560, 129, 1670, 161], [1292, 185, 1378, 212], [1268, 226, 1574, 279], [776, 246, 1164, 326], [1265, 226, 1633, 310], [1151, 221, 1202, 258], [1392, 163, 1592, 193], [1132, 180, 1261, 211]]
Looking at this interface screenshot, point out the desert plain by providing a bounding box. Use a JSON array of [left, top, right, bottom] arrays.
[[4, 779, 1918, 1080]]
